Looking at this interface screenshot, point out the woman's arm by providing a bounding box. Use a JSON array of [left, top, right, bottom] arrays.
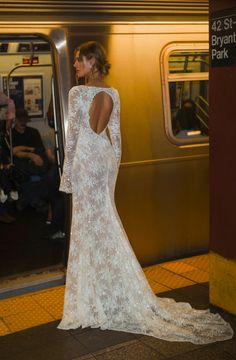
[[59, 87, 80, 193], [108, 91, 121, 166]]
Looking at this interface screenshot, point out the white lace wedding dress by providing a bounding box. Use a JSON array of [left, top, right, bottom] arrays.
[[58, 85, 233, 344]]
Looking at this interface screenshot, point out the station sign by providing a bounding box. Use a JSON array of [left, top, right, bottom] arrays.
[[210, 8, 236, 67]]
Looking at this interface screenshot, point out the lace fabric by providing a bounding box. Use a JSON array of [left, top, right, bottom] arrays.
[[58, 85, 233, 344]]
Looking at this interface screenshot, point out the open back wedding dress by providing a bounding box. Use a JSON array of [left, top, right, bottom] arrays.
[[58, 85, 233, 344]]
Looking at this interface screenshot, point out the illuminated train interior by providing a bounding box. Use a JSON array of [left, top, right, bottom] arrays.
[[0, 38, 66, 285]]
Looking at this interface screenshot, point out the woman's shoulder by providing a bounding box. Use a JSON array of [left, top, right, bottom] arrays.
[[110, 87, 120, 103], [69, 85, 119, 100], [109, 86, 119, 94], [103, 86, 119, 100], [69, 85, 86, 95]]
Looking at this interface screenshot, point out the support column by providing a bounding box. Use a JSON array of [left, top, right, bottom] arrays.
[[209, 0, 236, 314]]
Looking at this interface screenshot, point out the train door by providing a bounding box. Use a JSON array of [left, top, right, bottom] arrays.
[[0, 35, 68, 296]]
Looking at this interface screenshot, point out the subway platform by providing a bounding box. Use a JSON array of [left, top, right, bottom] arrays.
[[0, 254, 236, 360]]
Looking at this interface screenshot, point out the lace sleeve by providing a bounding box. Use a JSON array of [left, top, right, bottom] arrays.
[[108, 91, 121, 166], [59, 87, 80, 193]]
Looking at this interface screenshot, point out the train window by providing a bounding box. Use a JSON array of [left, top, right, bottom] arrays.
[[169, 51, 209, 74], [18, 43, 31, 52], [161, 44, 209, 145], [18, 43, 51, 53], [0, 43, 8, 53]]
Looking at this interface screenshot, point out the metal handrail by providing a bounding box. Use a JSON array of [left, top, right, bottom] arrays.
[[196, 103, 208, 119], [51, 76, 62, 177], [195, 95, 209, 130], [196, 114, 209, 130], [196, 95, 209, 108]]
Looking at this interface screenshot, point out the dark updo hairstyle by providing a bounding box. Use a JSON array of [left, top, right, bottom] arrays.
[[76, 41, 110, 76]]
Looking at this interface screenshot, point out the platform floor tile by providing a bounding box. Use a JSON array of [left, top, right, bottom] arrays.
[[0, 282, 235, 360], [0, 253, 211, 336]]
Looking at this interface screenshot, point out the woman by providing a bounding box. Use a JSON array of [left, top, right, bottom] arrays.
[[58, 41, 233, 344]]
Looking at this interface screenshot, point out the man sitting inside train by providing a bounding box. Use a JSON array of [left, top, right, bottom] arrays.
[[11, 108, 50, 211], [172, 99, 203, 138]]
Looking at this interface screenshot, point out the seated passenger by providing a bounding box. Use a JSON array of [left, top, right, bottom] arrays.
[[172, 99, 201, 137], [0, 91, 15, 165], [12, 109, 51, 211], [12, 109, 47, 170], [0, 92, 16, 223]]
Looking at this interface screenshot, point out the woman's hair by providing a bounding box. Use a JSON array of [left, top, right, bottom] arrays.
[[76, 41, 110, 76]]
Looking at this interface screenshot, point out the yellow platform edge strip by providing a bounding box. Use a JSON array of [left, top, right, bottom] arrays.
[[0, 254, 209, 336]]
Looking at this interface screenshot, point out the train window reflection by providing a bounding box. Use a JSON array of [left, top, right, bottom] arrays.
[[161, 44, 209, 145]]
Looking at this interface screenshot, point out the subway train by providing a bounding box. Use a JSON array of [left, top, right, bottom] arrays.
[[0, 0, 209, 293]]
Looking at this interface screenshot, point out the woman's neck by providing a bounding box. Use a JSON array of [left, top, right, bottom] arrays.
[[85, 72, 108, 87]]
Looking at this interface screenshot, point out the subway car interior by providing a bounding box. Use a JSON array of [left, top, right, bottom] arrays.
[[0, 37, 67, 285]]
